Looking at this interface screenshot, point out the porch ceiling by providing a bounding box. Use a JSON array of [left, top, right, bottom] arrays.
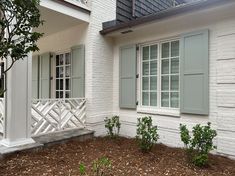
[[34, 6, 83, 36]]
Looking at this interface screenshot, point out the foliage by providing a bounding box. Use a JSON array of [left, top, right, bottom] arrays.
[[104, 116, 121, 138], [136, 116, 159, 152], [79, 157, 112, 176], [92, 157, 112, 176], [0, 0, 43, 74], [179, 122, 217, 167], [79, 163, 86, 175]]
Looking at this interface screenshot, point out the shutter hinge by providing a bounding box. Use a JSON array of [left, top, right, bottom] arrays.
[[136, 74, 139, 78], [136, 101, 139, 106], [50, 76, 53, 80]]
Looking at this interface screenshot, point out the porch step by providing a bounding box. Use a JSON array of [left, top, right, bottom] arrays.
[[33, 128, 94, 146], [0, 128, 94, 158]]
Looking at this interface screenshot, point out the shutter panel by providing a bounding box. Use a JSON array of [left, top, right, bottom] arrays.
[[32, 55, 39, 99], [71, 45, 85, 98], [180, 29, 209, 115], [119, 45, 137, 109], [39, 53, 51, 98]]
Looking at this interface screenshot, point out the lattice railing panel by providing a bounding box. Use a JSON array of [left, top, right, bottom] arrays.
[[31, 98, 86, 137], [0, 98, 4, 134]]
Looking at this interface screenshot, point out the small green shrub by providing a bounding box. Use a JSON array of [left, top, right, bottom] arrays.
[[179, 122, 217, 167], [79, 163, 86, 175], [136, 116, 159, 152], [104, 116, 121, 138], [79, 157, 112, 176], [92, 157, 112, 176]]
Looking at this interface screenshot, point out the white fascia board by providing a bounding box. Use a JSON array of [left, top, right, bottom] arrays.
[[40, 0, 90, 23]]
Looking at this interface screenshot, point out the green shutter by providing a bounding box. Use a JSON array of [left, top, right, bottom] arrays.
[[119, 45, 137, 109], [71, 45, 85, 98], [39, 53, 51, 99], [180, 29, 209, 115], [32, 55, 39, 99]]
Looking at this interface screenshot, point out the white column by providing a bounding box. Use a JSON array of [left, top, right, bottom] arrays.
[[0, 53, 35, 147]]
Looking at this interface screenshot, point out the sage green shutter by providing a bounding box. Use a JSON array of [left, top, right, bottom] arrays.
[[32, 55, 39, 99], [180, 29, 209, 115], [119, 45, 137, 109], [39, 53, 51, 98], [71, 45, 85, 98]]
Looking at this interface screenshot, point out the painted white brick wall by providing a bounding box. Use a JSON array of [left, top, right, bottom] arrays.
[[84, 0, 116, 133]]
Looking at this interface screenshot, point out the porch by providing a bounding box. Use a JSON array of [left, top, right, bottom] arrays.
[[0, 0, 90, 149]]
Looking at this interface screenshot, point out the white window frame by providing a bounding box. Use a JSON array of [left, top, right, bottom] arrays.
[[138, 38, 180, 117], [52, 50, 72, 99]]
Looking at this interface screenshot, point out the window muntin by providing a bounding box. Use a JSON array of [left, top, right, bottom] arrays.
[[141, 40, 180, 109], [55, 53, 71, 99]]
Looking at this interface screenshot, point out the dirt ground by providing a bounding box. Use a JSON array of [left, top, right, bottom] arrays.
[[0, 137, 235, 176]]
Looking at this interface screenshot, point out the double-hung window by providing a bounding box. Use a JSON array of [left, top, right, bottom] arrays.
[[55, 53, 71, 99], [141, 39, 180, 109]]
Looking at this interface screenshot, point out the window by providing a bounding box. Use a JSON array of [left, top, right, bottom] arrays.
[[141, 40, 180, 109], [55, 53, 71, 98]]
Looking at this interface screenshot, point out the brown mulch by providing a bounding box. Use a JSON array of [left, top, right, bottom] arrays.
[[0, 137, 235, 176]]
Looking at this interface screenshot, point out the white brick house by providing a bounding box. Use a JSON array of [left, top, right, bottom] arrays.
[[1, 0, 235, 159]]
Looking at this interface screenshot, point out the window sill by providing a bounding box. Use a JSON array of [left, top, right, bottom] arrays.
[[137, 106, 180, 117]]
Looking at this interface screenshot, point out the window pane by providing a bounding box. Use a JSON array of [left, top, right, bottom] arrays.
[[161, 76, 169, 91], [150, 76, 157, 91], [142, 77, 149, 90], [65, 53, 71, 64], [142, 62, 149, 75], [150, 92, 157, 106], [59, 54, 63, 65], [56, 55, 60, 66], [59, 67, 64, 78], [143, 46, 149, 60], [150, 45, 158, 60], [161, 59, 169, 74], [65, 66, 70, 77], [65, 91, 70, 98], [171, 92, 179, 108], [60, 91, 63, 98], [56, 80, 59, 90], [142, 92, 149, 106], [162, 43, 169, 58], [56, 91, 60, 98], [171, 58, 179, 74], [171, 41, 179, 57], [60, 79, 63, 90], [161, 92, 169, 107], [171, 76, 179, 91], [56, 67, 60, 78], [150, 60, 157, 75], [66, 79, 70, 90]]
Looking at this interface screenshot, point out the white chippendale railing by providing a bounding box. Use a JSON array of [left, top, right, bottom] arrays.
[[0, 98, 4, 134], [31, 98, 86, 137]]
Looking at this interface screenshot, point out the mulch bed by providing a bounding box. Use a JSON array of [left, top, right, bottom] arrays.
[[0, 137, 235, 176]]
